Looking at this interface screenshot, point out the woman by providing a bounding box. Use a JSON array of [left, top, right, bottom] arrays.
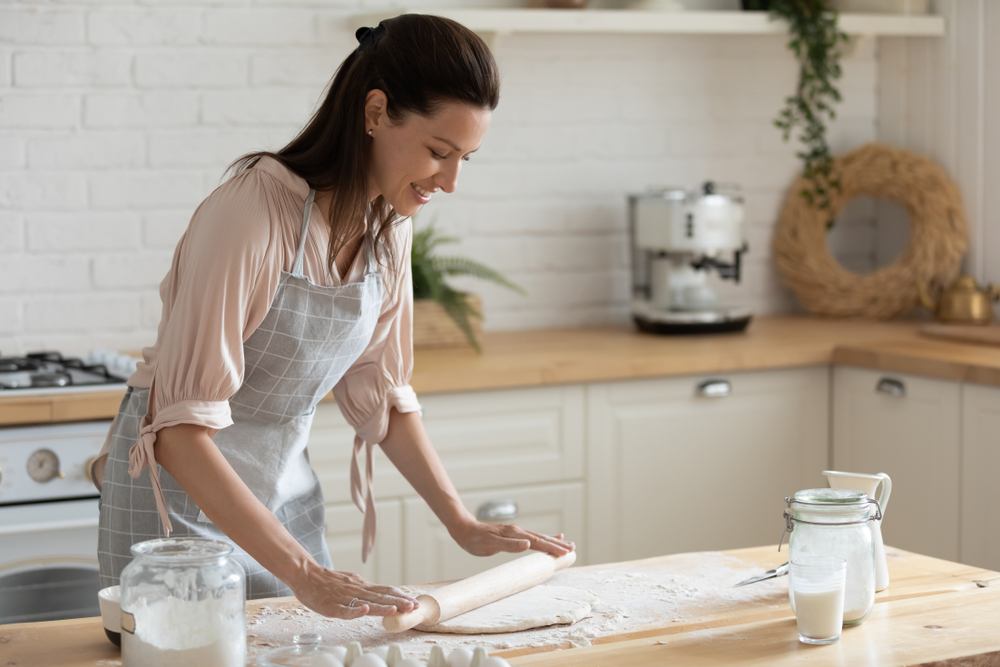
[[92, 14, 574, 620]]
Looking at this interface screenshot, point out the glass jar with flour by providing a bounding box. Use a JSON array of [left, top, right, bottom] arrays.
[[120, 538, 246, 667], [782, 488, 880, 626]]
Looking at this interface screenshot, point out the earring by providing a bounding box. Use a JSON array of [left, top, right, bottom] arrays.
[[367, 129, 373, 136]]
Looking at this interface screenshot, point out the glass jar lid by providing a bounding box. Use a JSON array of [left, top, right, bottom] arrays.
[[792, 488, 867, 505], [786, 488, 880, 524], [257, 633, 346, 667], [130, 537, 233, 564]]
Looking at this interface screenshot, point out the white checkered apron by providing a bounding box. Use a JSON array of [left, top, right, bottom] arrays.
[[98, 189, 383, 599]]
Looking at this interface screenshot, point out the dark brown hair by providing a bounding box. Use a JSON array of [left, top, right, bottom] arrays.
[[229, 14, 500, 277]]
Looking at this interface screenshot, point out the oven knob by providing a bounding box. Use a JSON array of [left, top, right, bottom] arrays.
[[27, 448, 63, 483]]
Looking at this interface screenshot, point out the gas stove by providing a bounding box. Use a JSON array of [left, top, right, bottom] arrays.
[[0, 351, 133, 396]]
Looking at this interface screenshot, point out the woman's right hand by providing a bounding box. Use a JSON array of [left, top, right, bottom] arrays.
[[289, 560, 420, 619]]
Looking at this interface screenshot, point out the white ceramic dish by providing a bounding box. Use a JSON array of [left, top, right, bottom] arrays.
[[97, 585, 121, 647]]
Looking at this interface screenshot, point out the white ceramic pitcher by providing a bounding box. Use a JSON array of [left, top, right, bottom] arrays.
[[822, 470, 892, 592]]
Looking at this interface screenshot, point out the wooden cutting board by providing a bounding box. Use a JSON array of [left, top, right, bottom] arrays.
[[920, 323, 1000, 347]]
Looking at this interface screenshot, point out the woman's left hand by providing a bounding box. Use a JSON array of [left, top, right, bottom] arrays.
[[449, 520, 575, 558]]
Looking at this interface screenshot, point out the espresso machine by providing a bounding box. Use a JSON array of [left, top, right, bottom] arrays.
[[628, 182, 752, 334]]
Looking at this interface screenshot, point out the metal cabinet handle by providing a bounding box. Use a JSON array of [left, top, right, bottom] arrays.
[[476, 500, 519, 523], [876, 377, 906, 398], [696, 379, 732, 398]]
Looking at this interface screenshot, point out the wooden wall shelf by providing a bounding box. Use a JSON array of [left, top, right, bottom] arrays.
[[352, 9, 944, 38]]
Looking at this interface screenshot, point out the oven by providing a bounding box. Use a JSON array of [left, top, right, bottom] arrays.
[[0, 419, 114, 624], [0, 351, 134, 623]]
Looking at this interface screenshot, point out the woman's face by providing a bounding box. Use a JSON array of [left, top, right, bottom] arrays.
[[366, 93, 491, 217]]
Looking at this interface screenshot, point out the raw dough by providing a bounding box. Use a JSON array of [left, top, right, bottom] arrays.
[[417, 585, 598, 635]]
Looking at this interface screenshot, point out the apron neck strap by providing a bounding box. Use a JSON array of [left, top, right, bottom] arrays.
[[291, 189, 316, 277], [296, 190, 381, 278], [364, 222, 378, 275]]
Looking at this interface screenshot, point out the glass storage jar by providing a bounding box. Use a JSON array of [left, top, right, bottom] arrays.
[[782, 488, 881, 626], [120, 538, 246, 667]]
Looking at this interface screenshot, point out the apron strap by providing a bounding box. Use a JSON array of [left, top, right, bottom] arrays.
[[364, 228, 378, 275], [128, 416, 174, 537], [362, 206, 380, 275], [350, 434, 378, 563], [127, 366, 174, 537], [291, 189, 316, 277]]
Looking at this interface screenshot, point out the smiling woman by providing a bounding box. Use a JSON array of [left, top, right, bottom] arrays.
[[91, 13, 575, 626], [231, 13, 499, 277]]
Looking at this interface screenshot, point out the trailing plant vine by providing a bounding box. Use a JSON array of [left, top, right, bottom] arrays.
[[769, 0, 849, 220]]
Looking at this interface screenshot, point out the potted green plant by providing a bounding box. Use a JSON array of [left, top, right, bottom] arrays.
[[762, 0, 850, 221], [411, 225, 525, 353]]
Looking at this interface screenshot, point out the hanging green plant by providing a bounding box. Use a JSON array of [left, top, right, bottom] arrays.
[[411, 224, 526, 352], [769, 0, 850, 221]]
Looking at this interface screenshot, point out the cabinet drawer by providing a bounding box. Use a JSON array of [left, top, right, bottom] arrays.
[[832, 366, 960, 560], [325, 500, 403, 585], [402, 482, 584, 584], [308, 385, 585, 503], [587, 367, 830, 563], [960, 383, 1000, 570]]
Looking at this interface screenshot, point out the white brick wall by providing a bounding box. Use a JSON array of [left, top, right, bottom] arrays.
[[0, 1, 881, 355]]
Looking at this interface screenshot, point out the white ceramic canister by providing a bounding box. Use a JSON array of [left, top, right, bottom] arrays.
[[119, 538, 246, 667], [823, 470, 892, 592], [782, 488, 880, 626]]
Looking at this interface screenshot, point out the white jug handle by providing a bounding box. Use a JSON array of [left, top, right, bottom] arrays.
[[874, 472, 892, 518]]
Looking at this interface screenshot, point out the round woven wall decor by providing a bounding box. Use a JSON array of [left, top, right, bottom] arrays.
[[772, 142, 968, 318]]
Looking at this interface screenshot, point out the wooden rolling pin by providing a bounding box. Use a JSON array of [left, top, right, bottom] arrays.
[[383, 550, 577, 633]]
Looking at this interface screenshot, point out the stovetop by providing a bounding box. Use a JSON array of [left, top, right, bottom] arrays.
[[0, 351, 132, 394]]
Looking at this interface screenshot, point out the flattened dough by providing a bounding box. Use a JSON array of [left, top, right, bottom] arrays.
[[417, 585, 598, 635]]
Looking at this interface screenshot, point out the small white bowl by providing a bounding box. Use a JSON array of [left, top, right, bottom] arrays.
[[97, 585, 121, 647]]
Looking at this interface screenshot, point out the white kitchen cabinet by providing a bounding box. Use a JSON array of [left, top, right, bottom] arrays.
[[402, 482, 584, 584], [960, 383, 1000, 571], [832, 366, 961, 561], [307, 385, 584, 504], [587, 367, 829, 564], [325, 500, 404, 585]]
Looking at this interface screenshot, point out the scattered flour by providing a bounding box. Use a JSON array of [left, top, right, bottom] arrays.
[[245, 552, 787, 662]]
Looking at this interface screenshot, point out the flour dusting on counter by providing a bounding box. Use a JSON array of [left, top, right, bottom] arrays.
[[245, 552, 787, 661]]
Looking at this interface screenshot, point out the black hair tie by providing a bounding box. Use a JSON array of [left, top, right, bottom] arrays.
[[355, 23, 385, 47]]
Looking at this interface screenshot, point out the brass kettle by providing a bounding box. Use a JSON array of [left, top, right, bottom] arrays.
[[920, 275, 1000, 324]]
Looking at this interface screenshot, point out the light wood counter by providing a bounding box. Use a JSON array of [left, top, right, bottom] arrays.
[[2, 316, 997, 428], [834, 335, 1000, 387], [506, 547, 1000, 666], [3, 545, 997, 666]]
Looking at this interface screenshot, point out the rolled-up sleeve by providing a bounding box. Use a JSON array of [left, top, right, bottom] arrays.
[[147, 169, 280, 435], [126, 169, 284, 534], [332, 218, 422, 444]]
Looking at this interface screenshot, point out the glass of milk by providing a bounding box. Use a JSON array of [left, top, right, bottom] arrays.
[[789, 556, 847, 645]]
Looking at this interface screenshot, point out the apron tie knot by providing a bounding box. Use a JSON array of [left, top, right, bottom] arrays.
[[128, 417, 174, 537], [350, 434, 377, 563]]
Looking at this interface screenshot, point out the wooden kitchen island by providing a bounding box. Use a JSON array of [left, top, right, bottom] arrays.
[[3, 545, 999, 667]]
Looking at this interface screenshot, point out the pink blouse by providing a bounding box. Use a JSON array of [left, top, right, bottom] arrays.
[[99, 155, 421, 476]]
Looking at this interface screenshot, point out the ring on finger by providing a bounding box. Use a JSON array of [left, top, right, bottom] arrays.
[[349, 597, 360, 608]]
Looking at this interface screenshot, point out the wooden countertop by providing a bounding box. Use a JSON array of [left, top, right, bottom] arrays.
[[3, 545, 997, 666], [3, 316, 998, 428], [506, 547, 1000, 666]]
